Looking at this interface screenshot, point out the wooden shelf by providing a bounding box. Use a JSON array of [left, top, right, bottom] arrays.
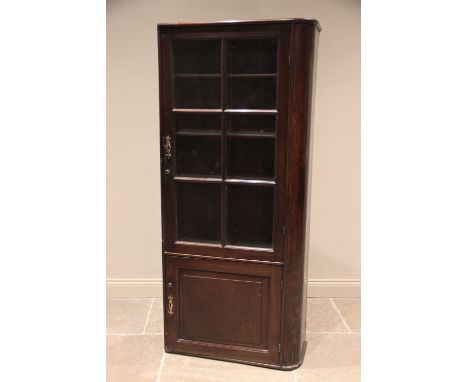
[[227, 73, 277, 78], [227, 131, 275, 138], [173, 176, 276, 186], [172, 108, 277, 114], [224, 178, 276, 186], [174, 73, 221, 78], [172, 108, 223, 113], [224, 109, 277, 114], [173, 176, 222, 183], [176, 130, 221, 137]]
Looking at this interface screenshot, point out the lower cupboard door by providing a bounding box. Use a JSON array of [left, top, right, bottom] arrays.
[[164, 255, 282, 365]]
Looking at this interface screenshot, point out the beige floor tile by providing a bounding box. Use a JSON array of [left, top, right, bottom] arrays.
[[159, 353, 295, 382], [144, 298, 164, 334], [296, 333, 360, 382], [107, 298, 153, 334], [106, 334, 164, 382], [106, 298, 361, 382], [306, 298, 348, 333], [332, 298, 361, 333], [295, 367, 360, 382]]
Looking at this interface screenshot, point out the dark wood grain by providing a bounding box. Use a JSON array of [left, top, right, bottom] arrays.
[[158, 18, 322, 31], [165, 256, 282, 364], [281, 21, 320, 368], [158, 19, 320, 370], [160, 22, 290, 262]]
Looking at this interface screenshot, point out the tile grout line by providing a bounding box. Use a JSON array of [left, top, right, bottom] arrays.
[[155, 351, 166, 382], [306, 331, 359, 335], [107, 333, 164, 336], [142, 298, 155, 334], [329, 298, 352, 333]]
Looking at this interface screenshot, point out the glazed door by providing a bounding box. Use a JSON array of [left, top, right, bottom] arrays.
[[159, 25, 291, 262], [164, 256, 282, 364]]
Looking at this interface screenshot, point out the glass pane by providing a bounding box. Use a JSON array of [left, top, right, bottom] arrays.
[[228, 39, 277, 74], [176, 136, 220, 176], [174, 77, 220, 109], [227, 77, 276, 109], [227, 137, 275, 179], [227, 114, 276, 135], [227, 185, 274, 248], [173, 40, 221, 74], [177, 183, 220, 243], [174, 113, 221, 133]]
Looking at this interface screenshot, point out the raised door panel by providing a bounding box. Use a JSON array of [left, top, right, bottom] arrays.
[[164, 256, 281, 365]]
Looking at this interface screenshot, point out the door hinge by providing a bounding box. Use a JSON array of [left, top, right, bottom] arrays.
[[278, 343, 281, 353], [280, 281, 284, 291]]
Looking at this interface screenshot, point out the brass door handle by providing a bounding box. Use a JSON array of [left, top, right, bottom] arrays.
[[167, 295, 174, 316]]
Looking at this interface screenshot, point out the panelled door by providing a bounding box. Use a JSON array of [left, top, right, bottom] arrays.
[[159, 24, 291, 262], [164, 255, 282, 364]]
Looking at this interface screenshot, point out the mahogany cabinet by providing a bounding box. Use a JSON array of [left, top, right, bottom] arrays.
[[157, 19, 321, 370]]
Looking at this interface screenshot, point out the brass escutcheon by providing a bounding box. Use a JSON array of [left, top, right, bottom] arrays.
[[167, 295, 174, 316], [163, 135, 172, 159]]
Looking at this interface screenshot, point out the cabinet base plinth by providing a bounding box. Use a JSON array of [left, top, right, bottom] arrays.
[[164, 340, 307, 371]]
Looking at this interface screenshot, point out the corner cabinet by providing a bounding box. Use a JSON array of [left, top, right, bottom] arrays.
[[157, 19, 321, 370]]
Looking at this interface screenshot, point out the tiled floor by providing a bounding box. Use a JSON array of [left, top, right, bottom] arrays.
[[107, 298, 360, 382]]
